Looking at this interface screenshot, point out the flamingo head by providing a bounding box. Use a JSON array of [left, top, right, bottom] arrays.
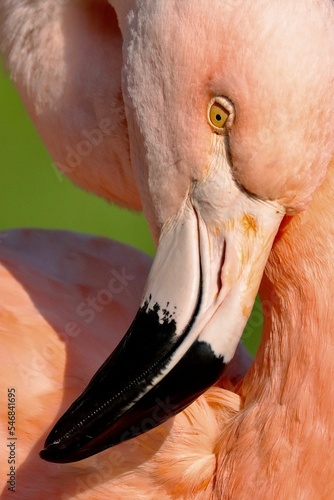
[[5, 0, 333, 462]]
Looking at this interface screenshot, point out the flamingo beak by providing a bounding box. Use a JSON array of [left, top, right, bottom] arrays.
[[40, 193, 284, 463]]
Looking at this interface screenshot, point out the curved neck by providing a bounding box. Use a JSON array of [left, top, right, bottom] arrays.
[[242, 158, 334, 407]]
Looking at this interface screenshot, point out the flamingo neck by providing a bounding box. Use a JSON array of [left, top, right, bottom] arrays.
[[214, 161, 334, 498], [242, 159, 334, 408]]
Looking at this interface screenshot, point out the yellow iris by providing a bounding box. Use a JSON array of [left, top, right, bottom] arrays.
[[209, 102, 229, 130]]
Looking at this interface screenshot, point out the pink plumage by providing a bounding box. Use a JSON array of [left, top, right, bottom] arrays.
[[1, 0, 334, 497]]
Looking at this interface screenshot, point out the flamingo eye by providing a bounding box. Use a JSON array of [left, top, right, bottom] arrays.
[[208, 97, 234, 133]]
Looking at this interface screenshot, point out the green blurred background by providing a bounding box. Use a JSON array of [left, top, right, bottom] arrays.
[[0, 68, 261, 355]]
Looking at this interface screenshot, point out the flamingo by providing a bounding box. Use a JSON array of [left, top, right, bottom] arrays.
[[1, 0, 334, 498]]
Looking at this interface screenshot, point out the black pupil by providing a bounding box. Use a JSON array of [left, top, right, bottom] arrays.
[[216, 114, 222, 122]]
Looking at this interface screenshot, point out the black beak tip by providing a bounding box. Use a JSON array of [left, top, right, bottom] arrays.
[[39, 443, 67, 464], [39, 339, 227, 464], [39, 430, 90, 464], [39, 429, 70, 463], [39, 440, 91, 464]]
